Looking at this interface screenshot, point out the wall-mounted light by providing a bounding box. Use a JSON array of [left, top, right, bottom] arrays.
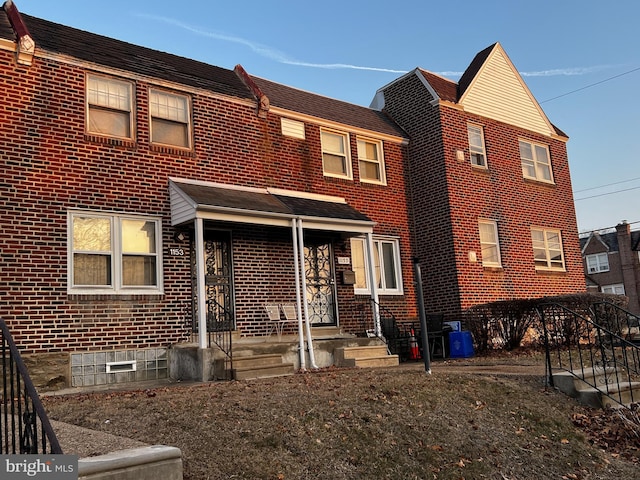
[[456, 150, 465, 162]]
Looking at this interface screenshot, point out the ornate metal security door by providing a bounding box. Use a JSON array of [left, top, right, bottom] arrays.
[[304, 242, 337, 325], [191, 231, 234, 337]]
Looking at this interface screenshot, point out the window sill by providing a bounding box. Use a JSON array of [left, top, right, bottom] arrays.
[[535, 268, 567, 275], [150, 143, 195, 157], [68, 292, 164, 301], [523, 177, 556, 188], [471, 164, 489, 172], [85, 134, 137, 149], [482, 266, 503, 272]]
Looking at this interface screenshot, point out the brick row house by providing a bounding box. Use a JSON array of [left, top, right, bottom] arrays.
[[0, 2, 415, 386], [581, 222, 640, 313], [372, 43, 585, 316], [1, 2, 585, 388]]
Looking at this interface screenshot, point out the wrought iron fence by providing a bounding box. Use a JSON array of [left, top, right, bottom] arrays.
[[0, 318, 62, 454], [539, 302, 640, 409]]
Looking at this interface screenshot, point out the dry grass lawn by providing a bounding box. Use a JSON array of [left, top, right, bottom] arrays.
[[42, 358, 640, 480]]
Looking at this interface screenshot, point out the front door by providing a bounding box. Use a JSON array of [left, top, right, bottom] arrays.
[[191, 230, 234, 334], [304, 242, 337, 325]]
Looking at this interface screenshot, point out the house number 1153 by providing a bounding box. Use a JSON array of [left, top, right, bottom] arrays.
[[169, 248, 185, 256]]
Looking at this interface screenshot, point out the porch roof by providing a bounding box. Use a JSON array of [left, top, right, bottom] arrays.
[[169, 179, 376, 233]]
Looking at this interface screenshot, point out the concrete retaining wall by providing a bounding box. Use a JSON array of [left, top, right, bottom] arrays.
[[78, 445, 182, 480]]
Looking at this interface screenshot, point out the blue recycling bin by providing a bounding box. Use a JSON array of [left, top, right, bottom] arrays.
[[448, 331, 474, 358]]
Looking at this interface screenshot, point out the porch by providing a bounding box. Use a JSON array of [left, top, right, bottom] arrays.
[[169, 326, 399, 382]]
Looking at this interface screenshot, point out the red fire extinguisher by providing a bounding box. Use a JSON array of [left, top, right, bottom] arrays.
[[409, 327, 420, 360]]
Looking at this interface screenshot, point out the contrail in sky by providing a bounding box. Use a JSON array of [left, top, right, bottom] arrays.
[[138, 14, 616, 78]]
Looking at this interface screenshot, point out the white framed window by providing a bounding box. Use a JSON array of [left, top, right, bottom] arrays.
[[531, 227, 565, 271], [479, 220, 501, 267], [321, 129, 352, 180], [68, 211, 163, 294], [86, 74, 134, 139], [602, 284, 625, 295], [468, 124, 487, 168], [357, 137, 386, 184], [586, 253, 610, 273], [519, 139, 553, 183], [350, 236, 403, 295], [149, 89, 191, 148]]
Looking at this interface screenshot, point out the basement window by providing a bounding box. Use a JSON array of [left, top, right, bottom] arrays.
[[106, 360, 137, 373]]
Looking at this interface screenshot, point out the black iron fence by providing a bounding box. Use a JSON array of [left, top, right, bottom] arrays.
[[0, 318, 62, 454], [539, 302, 640, 409]]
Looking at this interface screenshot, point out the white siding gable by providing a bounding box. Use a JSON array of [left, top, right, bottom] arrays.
[[459, 44, 555, 137]]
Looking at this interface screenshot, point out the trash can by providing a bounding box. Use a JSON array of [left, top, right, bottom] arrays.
[[448, 331, 474, 358]]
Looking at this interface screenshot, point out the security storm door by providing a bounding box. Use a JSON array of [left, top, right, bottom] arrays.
[[196, 231, 234, 332], [304, 242, 337, 325]]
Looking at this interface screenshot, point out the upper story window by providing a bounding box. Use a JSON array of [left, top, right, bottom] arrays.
[[478, 220, 501, 267], [586, 252, 610, 273], [86, 74, 134, 139], [468, 124, 487, 168], [350, 236, 403, 295], [149, 89, 191, 149], [68, 211, 163, 295], [602, 284, 625, 295], [321, 129, 352, 180], [531, 227, 565, 271], [357, 138, 386, 185], [519, 140, 553, 183]]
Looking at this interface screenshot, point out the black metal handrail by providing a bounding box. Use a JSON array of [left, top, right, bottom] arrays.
[[1, 318, 62, 454], [539, 302, 640, 409]]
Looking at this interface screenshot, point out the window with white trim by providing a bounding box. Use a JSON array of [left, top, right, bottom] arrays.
[[350, 236, 403, 295], [531, 227, 565, 271], [149, 89, 191, 148], [519, 140, 553, 183], [86, 74, 133, 139], [602, 284, 625, 295], [69, 211, 163, 294], [468, 124, 487, 168], [586, 252, 610, 273], [321, 129, 352, 179], [479, 220, 501, 267], [357, 138, 386, 184]]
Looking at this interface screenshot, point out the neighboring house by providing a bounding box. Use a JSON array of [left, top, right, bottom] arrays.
[[580, 222, 640, 313], [0, 3, 415, 386], [372, 42, 586, 317]]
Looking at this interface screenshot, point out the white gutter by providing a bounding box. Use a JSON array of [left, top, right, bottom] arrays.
[[297, 219, 318, 369], [291, 218, 306, 371]]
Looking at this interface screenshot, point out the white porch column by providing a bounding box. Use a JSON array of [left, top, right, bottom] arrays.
[[194, 217, 208, 349], [291, 218, 306, 371], [297, 219, 318, 369], [365, 232, 381, 336]]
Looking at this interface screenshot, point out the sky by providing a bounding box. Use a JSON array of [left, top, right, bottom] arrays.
[[16, 0, 640, 235]]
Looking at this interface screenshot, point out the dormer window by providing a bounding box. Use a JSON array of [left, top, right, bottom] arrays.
[[467, 124, 487, 168], [586, 252, 609, 273]]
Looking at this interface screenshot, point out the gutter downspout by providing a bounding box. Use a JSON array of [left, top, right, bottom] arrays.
[[297, 219, 318, 369], [291, 218, 306, 371], [3, 1, 35, 66]]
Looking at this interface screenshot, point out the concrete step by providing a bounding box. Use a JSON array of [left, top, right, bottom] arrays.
[[334, 346, 398, 368], [229, 353, 294, 380], [552, 366, 640, 408], [233, 363, 295, 381]]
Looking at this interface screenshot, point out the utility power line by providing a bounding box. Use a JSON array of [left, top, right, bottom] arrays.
[[540, 66, 640, 103], [574, 176, 640, 193], [574, 184, 640, 201]]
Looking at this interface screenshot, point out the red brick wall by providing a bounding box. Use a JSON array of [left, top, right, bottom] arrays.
[[0, 49, 416, 353], [381, 72, 586, 318]]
